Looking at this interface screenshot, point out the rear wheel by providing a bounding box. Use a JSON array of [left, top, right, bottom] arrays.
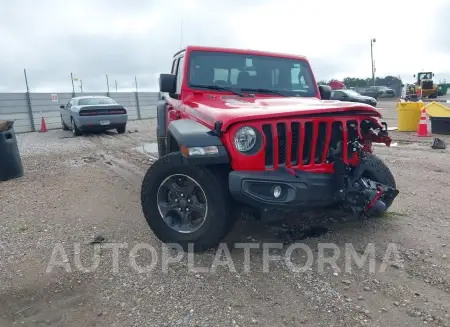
[[141, 152, 234, 252], [117, 125, 126, 134]]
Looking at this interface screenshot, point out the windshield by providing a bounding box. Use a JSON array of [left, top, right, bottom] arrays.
[[418, 72, 432, 80], [344, 90, 361, 96], [187, 51, 317, 97], [78, 98, 117, 105]]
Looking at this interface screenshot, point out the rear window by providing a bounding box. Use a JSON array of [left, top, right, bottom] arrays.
[[78, 98, 117, 105]]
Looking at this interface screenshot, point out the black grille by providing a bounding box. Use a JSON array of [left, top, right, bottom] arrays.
[[262, 120, 345, 168], [422, 80, 433, 90]]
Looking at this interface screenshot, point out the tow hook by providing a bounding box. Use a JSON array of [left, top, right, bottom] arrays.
[[364, 185, 386, 214]]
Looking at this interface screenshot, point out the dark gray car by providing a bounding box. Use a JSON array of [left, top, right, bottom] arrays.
[[60, 96, 128, 136], [330, 89, 377, 107]]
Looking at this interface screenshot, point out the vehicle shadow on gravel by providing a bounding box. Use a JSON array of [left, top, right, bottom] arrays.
[[224, 209, 387, 247]]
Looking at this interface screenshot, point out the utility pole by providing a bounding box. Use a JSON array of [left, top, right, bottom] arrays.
[[79, 80, 83, 94], [134, 76, 138, 93], [115, 80, 118, 92], [180, 20, 183, 50], [70, 72, 75, 95], [370, 38, 376, 86], [106, 74, 110, 95]]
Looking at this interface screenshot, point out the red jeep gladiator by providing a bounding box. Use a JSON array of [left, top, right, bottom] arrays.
[[141, 45, 399, 251]]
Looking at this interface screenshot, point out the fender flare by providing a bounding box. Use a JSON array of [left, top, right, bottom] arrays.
[[167, 119, 229, 165], [156, 100, 167, 138]]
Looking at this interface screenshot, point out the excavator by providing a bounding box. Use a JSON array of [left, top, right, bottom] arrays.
[[411, 71, 439, 99]]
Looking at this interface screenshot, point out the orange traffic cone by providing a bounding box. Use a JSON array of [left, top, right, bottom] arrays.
[[416, 108, 431, 137], [40, 115, 47, 133]]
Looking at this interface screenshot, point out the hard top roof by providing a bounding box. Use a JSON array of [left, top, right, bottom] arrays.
[[174, 45, 308, 61]]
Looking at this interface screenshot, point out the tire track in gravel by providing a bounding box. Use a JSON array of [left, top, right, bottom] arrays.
[[96, 151, 145, 187]]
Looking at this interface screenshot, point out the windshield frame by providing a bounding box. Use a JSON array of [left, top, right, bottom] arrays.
[[185, 50, 319, 98]]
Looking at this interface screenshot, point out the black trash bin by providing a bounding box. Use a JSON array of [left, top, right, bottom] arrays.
[[430, 117, 450, 135], [0, 121, 24, 182]]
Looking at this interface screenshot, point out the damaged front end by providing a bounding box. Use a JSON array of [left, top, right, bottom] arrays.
[[331, 120, 399, 217]]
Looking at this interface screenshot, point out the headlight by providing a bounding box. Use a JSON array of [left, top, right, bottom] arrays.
[[234, 126, 258, 153]]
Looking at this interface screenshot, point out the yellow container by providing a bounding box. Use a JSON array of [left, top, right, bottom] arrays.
[[423, 101, 450, 118], [397, 101, 424, 132]]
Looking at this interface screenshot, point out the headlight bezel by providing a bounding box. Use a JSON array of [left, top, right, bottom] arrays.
[[233, 125, 263, 155]]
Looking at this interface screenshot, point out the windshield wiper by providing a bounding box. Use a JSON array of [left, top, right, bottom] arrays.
[[190, 84, 246, 97], [240, 88, 288, 97]]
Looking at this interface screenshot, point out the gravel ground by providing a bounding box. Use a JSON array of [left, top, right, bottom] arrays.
[[1, 101, 450, 327]]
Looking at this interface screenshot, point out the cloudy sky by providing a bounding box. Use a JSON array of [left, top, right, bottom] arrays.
[[1, 0, 449, 93]]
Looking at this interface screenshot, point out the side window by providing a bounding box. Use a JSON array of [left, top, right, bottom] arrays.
[[291, 67, 301, 85], [214, 69, 228, 83], [230, 69, 239, 85], [175, 56, 185, 94], [331, 91, 335, 97]]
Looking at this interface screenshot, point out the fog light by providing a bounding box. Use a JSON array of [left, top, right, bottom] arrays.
[[273, 185, 282, 199]]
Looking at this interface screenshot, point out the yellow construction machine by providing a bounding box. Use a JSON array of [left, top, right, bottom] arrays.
[[413, 71, 439, 98]]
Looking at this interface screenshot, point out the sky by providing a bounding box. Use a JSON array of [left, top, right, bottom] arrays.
[[0, 0, 449, 93]]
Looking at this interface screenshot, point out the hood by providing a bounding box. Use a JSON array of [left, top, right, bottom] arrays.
[[182, 94, 381, 131]]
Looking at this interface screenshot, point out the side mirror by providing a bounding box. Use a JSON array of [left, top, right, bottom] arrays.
[[433, 73, 435, 77], [318, 85, 331, 100], [159, 74, 176, 94], [60, 105, 65, 109], [413, 74, 416, 78]]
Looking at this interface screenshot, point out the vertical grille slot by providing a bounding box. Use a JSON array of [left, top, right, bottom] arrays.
[[290, 122, 300, 166], [262, 124, 273, 167], [346, 120, 358, 160], [277, 123, 287, 165], [327, 121, 344, 160], [302, 122, 313, 165], [314, 122, 328, 164]]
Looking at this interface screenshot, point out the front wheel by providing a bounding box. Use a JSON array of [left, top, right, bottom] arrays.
[[71, 118, 82, 136], [361, 153, 397, 215], [141, 152, 234, 252], [61, 115, 70, 130]]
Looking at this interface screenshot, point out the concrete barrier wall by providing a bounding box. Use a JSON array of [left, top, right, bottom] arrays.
[[0, 92, 160, 133]]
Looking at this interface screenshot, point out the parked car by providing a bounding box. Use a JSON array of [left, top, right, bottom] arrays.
[[366, 86, 396, 98], [330, 89, 377, 107], [60, 96, 128, 136]]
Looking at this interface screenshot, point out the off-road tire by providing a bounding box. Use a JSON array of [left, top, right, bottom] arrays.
[[361, 153, 396, 213], [141, 152, 234, 252], [117, 125, 126, 134], [71, 118, 82, 136], [61, 115, 70, 130]]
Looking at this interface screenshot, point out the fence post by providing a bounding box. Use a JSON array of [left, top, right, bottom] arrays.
[[134, 76, 141, 120], [135, 91, 142, 120], [23, 69, 35, 132]]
